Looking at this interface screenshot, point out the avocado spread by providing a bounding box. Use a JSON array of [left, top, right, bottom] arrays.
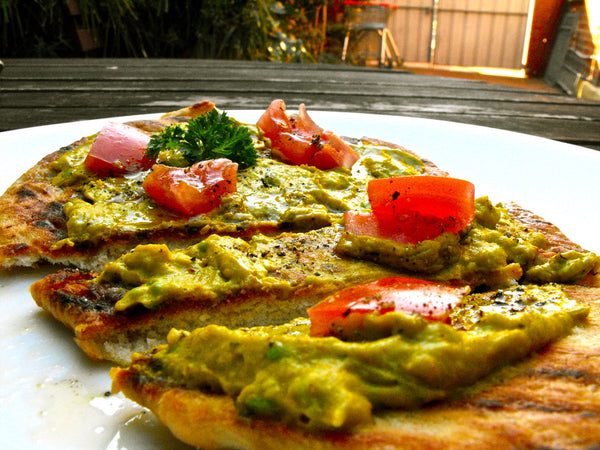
[[98, 198, 598, 312], [50, 125, 598, 286], [99, 226, 399, 312], [130, 284, 589, 431], [336, 196, 600, 287], [50, 133, 425, 245]]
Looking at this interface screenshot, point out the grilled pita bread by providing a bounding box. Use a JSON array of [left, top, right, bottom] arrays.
[[106, 204, 600, 448], [30, 200, 599, 366], [0, 102, 216, 271], [15, 100, 600, 448], [30, 226, 400, 365], [111, 282, 600, 450], [0, 101, 444, 273]]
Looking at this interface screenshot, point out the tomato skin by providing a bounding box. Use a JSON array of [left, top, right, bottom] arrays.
[[344, 210, 413, 243], [143, 158, 238, 217], [307, 277, 467, 338], [257, 99, 359, 170], [363, 176, 475, 243], [84, 122, 154, 175]]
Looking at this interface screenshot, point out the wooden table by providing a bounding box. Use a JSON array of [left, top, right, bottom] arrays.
[[1, 58, 599, 150]]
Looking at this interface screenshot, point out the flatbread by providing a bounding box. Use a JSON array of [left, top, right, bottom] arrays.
[[0, 102, 444, 272], [30, 201, 600, 365], [13, 100, 600, 448], [0, 102, 216, 271], [111, 282, 600, 449]]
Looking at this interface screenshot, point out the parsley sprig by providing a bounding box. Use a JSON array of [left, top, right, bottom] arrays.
[[146, 109, 258, 169]]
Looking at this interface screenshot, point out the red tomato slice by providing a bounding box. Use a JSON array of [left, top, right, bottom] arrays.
[[344, 210, 413, 243], [308, 276, 468, 337], [364, 176, 475, 243], [257, 99, 360, 170], [84, 122, 154, 175], [143, 159, 238, 216], [344, 209, 463, 244]]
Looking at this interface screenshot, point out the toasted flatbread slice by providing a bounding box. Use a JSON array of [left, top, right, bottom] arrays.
[[110, 284, 600, 450], [31, 226, 400, 365], [0, 102, 444, 272], [0, 101, 215, 271], [30, 201, 599, 366]]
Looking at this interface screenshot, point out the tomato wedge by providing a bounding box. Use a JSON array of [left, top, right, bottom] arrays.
[[143, 158, 238, 217], [343, 210, 413, 243], [357, 176, 475, 243], [308, 277, 468, 338], [84, 122, 154, 175], [257, 99, 360, 170]]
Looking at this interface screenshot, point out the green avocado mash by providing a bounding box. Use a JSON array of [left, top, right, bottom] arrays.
[[131, 284, 589, 431], [336, 196, 600, 287], [97, 199, 598, 312], [50, 132, 426, 245], [98, 226, 399, 312]]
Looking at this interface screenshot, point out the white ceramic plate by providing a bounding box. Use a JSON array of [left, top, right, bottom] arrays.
[[1, 112, 599, 449]]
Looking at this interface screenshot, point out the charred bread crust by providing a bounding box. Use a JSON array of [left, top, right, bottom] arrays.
[[110, 285, 600, 450], [0, 142, 83, 269], [32, 270, 366, 366], [40, 283, 362, 366]]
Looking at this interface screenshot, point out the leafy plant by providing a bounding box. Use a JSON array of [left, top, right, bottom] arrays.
[[1, 0, 80, 57], [0, 0, 334, 61]]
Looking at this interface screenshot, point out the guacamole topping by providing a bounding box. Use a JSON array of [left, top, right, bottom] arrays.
[[99, 226, 399, 312], [98, 199, 598, 312], [129, 284, 589, 431], [336, 196, 600, 287], [50, 132, 427, 245]]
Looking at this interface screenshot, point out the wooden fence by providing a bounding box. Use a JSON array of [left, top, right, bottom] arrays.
[[386, 0, 532, 69]]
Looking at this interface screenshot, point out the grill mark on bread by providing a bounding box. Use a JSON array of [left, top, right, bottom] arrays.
[[56, 283, 121, 314], [57, 289, 112, 314], [17, 187, 36, 199], [40, 269, 126, 314], [41, 201, 67, 221], [531, 367, 591, 381], [475, 397, 600, 418]]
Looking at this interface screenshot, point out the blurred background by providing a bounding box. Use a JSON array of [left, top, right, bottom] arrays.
[[1, 0, 598, 98]]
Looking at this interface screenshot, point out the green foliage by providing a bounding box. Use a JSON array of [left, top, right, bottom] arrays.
[[271, 0, 330, 62], [0, 0, 332, 61], [1, 0, 80, 57]]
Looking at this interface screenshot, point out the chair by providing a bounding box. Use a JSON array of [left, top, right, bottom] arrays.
[[341, 1, 402, 68]]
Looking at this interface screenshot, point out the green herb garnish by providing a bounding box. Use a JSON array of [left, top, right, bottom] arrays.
[[147, 109, 258, 169]]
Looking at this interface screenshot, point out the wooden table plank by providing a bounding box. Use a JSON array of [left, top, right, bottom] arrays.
[[0, 59, 575, 100], [1, 105, 596, 149], [2, 88, 596, 120], [0, 58, 562, 94], [2, 80, 584, 108], [1, 58, 598, 151]]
